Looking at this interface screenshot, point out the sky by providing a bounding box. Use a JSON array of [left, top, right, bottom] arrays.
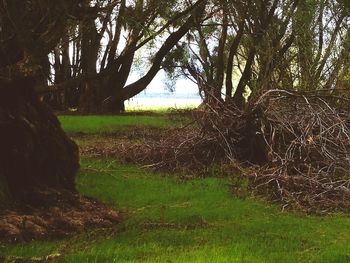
[[126, 68, 199, 95], [125, 69, 202, 109]]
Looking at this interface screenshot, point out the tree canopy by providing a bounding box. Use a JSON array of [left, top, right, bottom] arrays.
[[1, 0, 349, 111]]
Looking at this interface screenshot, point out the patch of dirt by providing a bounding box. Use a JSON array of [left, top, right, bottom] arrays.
[[0, 190, 120, 243]]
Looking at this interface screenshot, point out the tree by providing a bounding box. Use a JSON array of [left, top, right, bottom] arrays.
[[168, 0, 349, 108], [0, 0, 83, 202], [45, 0, 207, 113], [172, 0, 289, 107]]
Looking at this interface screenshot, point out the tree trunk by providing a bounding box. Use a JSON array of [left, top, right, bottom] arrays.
[[0, 77, 79, 203], [102, 2, 206, 112], [225, 23, 244, 100], [233, 49, 255, 108]]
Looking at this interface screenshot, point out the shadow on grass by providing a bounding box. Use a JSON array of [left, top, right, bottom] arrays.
[[2, 158, 349, 262]]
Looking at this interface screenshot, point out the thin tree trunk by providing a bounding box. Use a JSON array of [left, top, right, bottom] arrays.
[[225, 23, 244, 100], [233, 48, 255, 108]]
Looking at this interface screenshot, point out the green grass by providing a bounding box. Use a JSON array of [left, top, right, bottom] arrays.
[[58, 115, 177, 134], [1, 115, 349, 262], [1, 158, 349, 262]]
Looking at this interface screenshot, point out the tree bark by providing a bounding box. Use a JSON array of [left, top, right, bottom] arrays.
[[225, 23, 244, 100], [233, 48, 255, 108], [0, 77, 79, 203]]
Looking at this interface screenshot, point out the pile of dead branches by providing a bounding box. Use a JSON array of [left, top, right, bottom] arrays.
[[82, 90, 350, 213], [196, 89, 350, 213], [122, 90, 350, 213], [120, 126, 227, 175]]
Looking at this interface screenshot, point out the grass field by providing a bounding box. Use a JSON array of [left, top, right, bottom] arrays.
[[1, 115, 350, 262], [58, 114, 178, 134]]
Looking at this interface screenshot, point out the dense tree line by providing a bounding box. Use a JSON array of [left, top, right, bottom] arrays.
[[46, 0, 206, 112], [40, 0, 349, 112], [169, 0, 350, 107], [1, 0, 348, 113]]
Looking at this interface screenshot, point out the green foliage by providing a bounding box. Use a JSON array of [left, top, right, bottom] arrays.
[[162, 45, 190, 92], [337, 0, 350, 14], [163, 46, 189, 74]]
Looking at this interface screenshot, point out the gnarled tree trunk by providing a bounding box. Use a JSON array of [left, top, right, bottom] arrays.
[[0, 77, 79, 203]]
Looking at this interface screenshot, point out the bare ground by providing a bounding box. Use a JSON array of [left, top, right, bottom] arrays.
[[0, 190, 120, 243]]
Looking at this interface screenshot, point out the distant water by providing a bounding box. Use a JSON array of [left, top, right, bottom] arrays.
[[125, 92, 202, 110]]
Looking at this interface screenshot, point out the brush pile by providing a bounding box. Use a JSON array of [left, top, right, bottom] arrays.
[[115, 126, 227, 174], [195, 89, 350, 213], [82, 89, 350, 213], [120, 90, 350, 213]]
